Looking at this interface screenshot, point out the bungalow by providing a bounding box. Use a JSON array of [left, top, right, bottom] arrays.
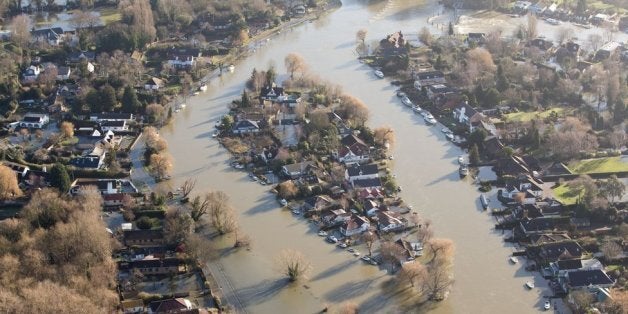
[[549, 258, 603, 278], [413, 70, 446, 89], [101, 120, 128, 132], [340, 215, 370, 237], [562, 269, 614, 292], [120, 258, 186, 276], [31, 27, 65, 46], [322, 208, 351, 226], [334, 134, 370, 164], [148, 298, 193, 314], [70, 144, 107, 170], [260, 86, 285, 101], [518, 217, 557, 236], [500, 176, 544, 200], [426, 84, 454, 100], [123, 229, 165, 247], [538, 240, 583, 263], [144, 77, 164, 90], [453, 102, 483, 132], [530, 233, 571, 246], [302, 195, 334, 213], [19, 113, 49, 128], [167, 48, 201, 69], [281, 161, 314, 179], [67, 51, 96, 64], [70, 178, 138, 195], [56, 66, 71, 80], [376, 210, 405, 232], [595, 41, 621, 60], [353, 178, 383, 189], [90, 112, 134, 122], [22, 65, 41, 83], [231, 119, 260, 135], [466, 33, 486, 44], [121, 299, 144, 314], [345, 163, 379, 183], [495, 155, 537, 177]]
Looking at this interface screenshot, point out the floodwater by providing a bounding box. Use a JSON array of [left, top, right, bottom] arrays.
[[160, 0, 611, 313]]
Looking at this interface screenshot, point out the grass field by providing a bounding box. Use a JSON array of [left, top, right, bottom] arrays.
[[99, 7, 121, 25], [503, 107, 568, 123], [552, 184, 581, 205], [570, 156, 628, 174]]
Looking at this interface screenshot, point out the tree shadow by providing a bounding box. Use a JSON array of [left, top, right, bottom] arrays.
[[358, 277, 438, 314], [236, 278, 291, 306], [311, 259, 358, 281], [323, 277, 378, 302]]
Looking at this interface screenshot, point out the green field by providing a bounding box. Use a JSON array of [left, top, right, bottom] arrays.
[[552, 184, 581, 205], [503, 107, 568, 123], [570, 156, 628, 174]]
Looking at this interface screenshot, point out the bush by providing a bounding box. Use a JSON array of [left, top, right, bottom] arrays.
[[136, 216, 158, 229], [138, 292, 162, 304]]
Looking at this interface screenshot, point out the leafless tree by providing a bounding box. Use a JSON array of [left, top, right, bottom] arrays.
[[356, 29, 367, 44], [149, 153, 173, 180], [164, 207, 193, 243], [180, 178, 196, 199], [339, 94, 369, 126], [277, 180, 299, 200], [285, 53, 308, 80], [397, 262, 428, 290], [415, 218, 434, 243], [601, 241, 622, 261], [380, 241, 405, 272], [526, 14, 537, 39], [184, 233, 213, 264], [0, 165, 22, 200], [425, 238, 454, 264], [275, 249, 312, 282], [424, 261, 454, 301], [10, 15, 31, 49], [419, 27, 433, 46], [546, 118, 598, 160], [373, 126, 395, 148], [556, 26, 574, 44], [361, 231, 377, 257], [189, 194, 210, 222], [587, 33, 603, 51], [207, 191, 236, 234], [37, 64, 58, 90], [570, 290, 594, 311], [60, 121, 74, 139]]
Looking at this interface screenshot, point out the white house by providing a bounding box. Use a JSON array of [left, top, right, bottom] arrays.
[[281, 161, 313, 179], [453, 102, 484, 132], [322, 208, 352, 226], [22, 65, 41, 83], [500, 176, 544, 201], [231, 119, 260, 135], [101, 120, 128, 132], [19, 113, 49, 128], [377, 211, 405, 232], [334, 134, 370, 165], [345, 163, 379, 183], [144, 77, 164, 90], [56, 66, 71, 80], [90, 112, 134, 122], [340, 215, 370, 237]]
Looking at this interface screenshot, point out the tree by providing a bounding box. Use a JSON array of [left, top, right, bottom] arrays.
[[121, 0, 156, 47], [207, 191, 236, 234], [418, 27, 433, 46], [149, 153, 173, 180], [556, 26, 574, 44], [37, 64, 58, 90], [526, 14, 537, 39], [576, 0, 587, 14], [599, 175, 625, 205], [189, 194, 209, 222], [588, 33, 603, 51], [164, 207, 193, 244], [546, 118, 598, 160], [275, 249, 312, 282], [240, 89, 251, 108], [469, 144, 480, 166], [121, 86, 140, 113], [425, 238, 454, 264], [380, 241, 405, 271], [601, 241, 622, 261], [570, 290, 594, 311], [0, 165, 21, 200], [448, 22, 454, 36], [424, 260, 454, 301], [397, 262, 427, 290], [285, 53, 308, 80], [361, 231, 377, 257], [568, 175, 598, 209], [180, 178, 196, 199], [60, 121, 74, 139], [277, 180, 299, 200], [356, 29, 367, 44], [340, 95, 369, 126], [49, 163, 71, 193], [10, 15, 30, 49], [373, 126, 395, 148], [146, 103, 165, 124], [101, 84, 117, 112]]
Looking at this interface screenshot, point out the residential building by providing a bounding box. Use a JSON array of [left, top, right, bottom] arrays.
[[535, 240, 583, 263], [31, 27, 65, 46], [120, 258, 186, 276], [345, 163, 379, 183], [466, 33, 486, 44], [22, 65, 41, 83], [56, 66, 71, 80], [377, 210, 405, 232], [322, 208, 351, 226], [340, 215, 370, 237], [123, 229, 165, 247], [379, 31, 408, 57], [70, 178, 138, 195], [453, 102, 484, 132], [302, 195, 334, 213], [281, 161, 314, 179], [413, 70, 446, 89], [144, 77, 164, 90], [334, 134, 370, 164], [19, 113, 49, 128], [500, 176, 544, 200], [121, 299, 145, 314], [260, 86, 285, 101], [395, 238, 423, 261], [67, 51, 96, 64], [352, 178, 382, 189], [148, 298, 193, 314], [561, 269, 614, 292], [518, 217, 557, 236], [549, 258, 604, 278], [231, 119, 260, 134], [426, 84, 454, 99], [167, 48, 201, 69], [101, 120, 129, 132]]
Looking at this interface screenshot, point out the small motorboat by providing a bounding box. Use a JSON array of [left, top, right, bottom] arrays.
[[525, 281, 535, 289], [227, 64, 235, 72], [396, 91, 406, 98], [374, 70, 384, 78], [401, 96, 413, 107], [412, 105, 422, 113], [279, 199, 288, 206], [425, 117, 437, 125], [509, 256, 518, 264], [459, 165, 469, 177], [318, 230, 328, 237], [337, 242, 348, 248], [292, 209, 300, 215], [480, 194, 489, 210], [458, 155, 464, 165], [361, 255, 371, 262], [199, 83, 208, 92]]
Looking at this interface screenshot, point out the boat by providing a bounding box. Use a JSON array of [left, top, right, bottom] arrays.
[[227, 64, 235, 72], [374, 70, 384, 78], [361, 255, 371, 262], [179, 103, 186, 108], [353, 251, 360, 257], [412, 105, 422, 113], [545, 18, 561, 25], [211, 131, 219, 138], [337, 242, 347, 248], [510, 256, 518, 264], [199, 83, 208, 92], [192, 91, 200, 96], [292, 209, 300, 215], [525, 281, 535, 289], [318, 231, 328, 237], [458, 155, 464, 165], [396, 91, 406, 98], [459, 165, 469, 177], [279, 199, 288, 206], [401, 96, 413, 107], [425, 117, 437, 125], [480, 194, 489, 210], [423, 112, 434, 120], [445, 133, 454, 141]]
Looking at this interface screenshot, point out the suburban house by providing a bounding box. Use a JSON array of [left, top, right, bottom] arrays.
[[413, 70, 446, 89], [260, 86, 285, 101], [549, 258, 604, 278], [396, 238, 423, 261], [31, 27, 66, 46], [101, 120, 129, 132], [495, 155, 540, 177], [517, 217, 558, 237], [340, 215, 370, 237], [90, 112, 134, 123], [345, 163, 379, 183], [561, 269, 614, 292], [531, 240, 583, 263], [357, 187, 384, 200], [70, 178, 138, 195], [530, 233, 572, 246], [466, 32, 486, 44], [281, 161, 314, 179], [120, 299, 144, 314], [56, 66, 71, 80], [22, 65, 41, 83], [322, 208, 352, 227], [334, 134, 370, 164], [352, 178, 383, 189], [119, 258, 186, 276], [302, 195, 335, 213], [167, 48, 201, 69], [67, 51, 96, 64], [69, 145, 107, 169], [144, 77, 164, 90], [19, 113, 49, 128], [426, 84, 454, 99], [453, 102, 484, 132], [123, 229, 165, 247], [376, 210, 405, 232], [231, 119, 260, 134], [500, 176, 544, 201], [595, 41, 620, 60], [148, 298, 194, 314]]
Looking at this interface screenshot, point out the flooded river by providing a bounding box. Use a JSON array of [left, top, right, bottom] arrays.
[[159, 0, 617, 312]]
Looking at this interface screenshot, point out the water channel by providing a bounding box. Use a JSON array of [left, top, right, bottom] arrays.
[[160, 1, 622, 313]]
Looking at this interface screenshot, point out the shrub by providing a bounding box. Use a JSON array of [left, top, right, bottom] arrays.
[[136, 216, 157, 229]]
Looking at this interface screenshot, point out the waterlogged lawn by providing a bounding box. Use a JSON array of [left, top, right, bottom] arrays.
[[504, 107, 568, 122], [552, 184, 581, 205], [570, 156, 628, 174]]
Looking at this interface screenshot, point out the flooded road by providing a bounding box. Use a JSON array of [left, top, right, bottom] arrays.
[[159, 0, 607, 312]]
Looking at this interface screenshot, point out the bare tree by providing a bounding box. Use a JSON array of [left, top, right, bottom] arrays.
[[526, 14, 537, 39], [207, 191, 237, 234], [556, 26, 574, 44], [339, 94, 369, 126], [424, 261, 454, 301], [356, 29, 367, 44], [361, 231, 377, 257], [397, 262, 428, 290], [285, 53, 308, 80], [275, 249, 312, 282], [588, 33, 603, 51], [380, 241, 405, 271], [184, 233, 213, 264], [373, 126, 395, 148], [189, 194, 210, 222], [599, 175, 625, 205], [60, 121, 74, 139], [180, 178, 196, 199], [149, 153, 173, 180], [10, 15, 31, 49], [419, 27, 433, 46], [570, 290, 594, 311], [0, 165, 22, 200], [425, 238, 454, 264], [415, 218, 434, 243], [164, 207, 193, 244], [277, 180, 299, 200], [233, 226, 252, 249], [146, 103, 165, 123], [546, 118, 598, 160], [37, 64, 58, 90], [601, 241, 622, 261]]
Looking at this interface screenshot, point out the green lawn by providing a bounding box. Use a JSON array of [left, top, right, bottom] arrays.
[[570, 156, 628, 174], [503, 107, 568, 123], [99, 8, 122, 25], [552, 184, 581, 205]]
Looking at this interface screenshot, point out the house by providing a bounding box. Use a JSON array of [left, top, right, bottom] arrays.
[[260, 86, 285, 101], [413, 70, 446, 89], [357, 187, 384, 200], [69, 144, 107, 170], [426, 84, 454, 99], [121, 299, 145, 314], [500, 176, 544, 200], [90, 112, 134, 122], [70, 178, 138, 195], [595, 41, 621, 60], [529, 38, 554, 51], [513, 1, 532, 12], [148, 298, 193, 314], [334, 134, 370, 164], [483, 136, 505, 159], [293, 4, 306, 15], [22, 65, 41, 82], [345, 163, 378, 183], [101, 120, 128, 132], [123, 229, 165, 247], [376, 210, 405, 232], [31, 27, 65, 46], [495, 155, 536, 177], [537, 240, 583, 263], [322, 208, 351, 226], [466, 33, 486, 44], [352, 178, 383, 189], [518, 217, 557, 236], [281, 161, 313, 179], [302, 195, 334, 213], [396, 238, 423, 260], [530, 233, 571, 245], [120, 258, 186, 275], [167, 48, 201, 69], [453, 102, 483, 132], [67, 51, 96, 64], [340, 215, 370, 237], [549, 258, 603, 278], [56, 66, 71, 80], [19, 113, 49, 128], [231, 119, 260, 135], [144, 77, 164, 90], [562, 269, 614, 292]]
